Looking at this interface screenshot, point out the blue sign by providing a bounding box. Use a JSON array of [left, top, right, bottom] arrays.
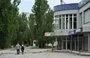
[[69, 29, 76, 35]]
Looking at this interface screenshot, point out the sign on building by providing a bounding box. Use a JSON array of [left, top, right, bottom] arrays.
[[69, 29, 76, 35]]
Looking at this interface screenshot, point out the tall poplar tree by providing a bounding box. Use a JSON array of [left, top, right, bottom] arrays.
[[32, 0, 54, 48]]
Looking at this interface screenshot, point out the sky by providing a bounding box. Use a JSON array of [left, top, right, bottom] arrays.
[[18, 0, 81, 13]]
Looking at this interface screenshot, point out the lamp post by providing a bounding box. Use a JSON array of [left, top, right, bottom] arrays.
[[60, 0, 65, 4]]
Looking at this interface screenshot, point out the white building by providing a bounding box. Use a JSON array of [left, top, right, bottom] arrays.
[[53, 0, 90, 52]]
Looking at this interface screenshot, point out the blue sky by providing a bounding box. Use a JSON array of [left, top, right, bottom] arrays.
[[18, 0, 81, 13]]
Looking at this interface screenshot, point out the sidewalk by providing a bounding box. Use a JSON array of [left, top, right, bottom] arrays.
[[53, 50, 90, 56], [0, 50, 2, 56], [26, 48, 51, 53], [0, 48, 17, 56], [0, 47, 51, 56], [26, 46, 51, 53]]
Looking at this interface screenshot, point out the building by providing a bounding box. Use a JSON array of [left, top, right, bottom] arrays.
[[53, 0, 90, 52]]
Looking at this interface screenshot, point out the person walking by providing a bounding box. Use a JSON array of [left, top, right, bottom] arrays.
[[21, 44, 24, 54], [16, 43, 21, 55]]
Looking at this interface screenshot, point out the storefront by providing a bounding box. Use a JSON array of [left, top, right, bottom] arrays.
[[53, 0, 90, 53]]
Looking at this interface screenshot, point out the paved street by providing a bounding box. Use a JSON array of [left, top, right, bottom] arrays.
[[0, 48, 90, 58]]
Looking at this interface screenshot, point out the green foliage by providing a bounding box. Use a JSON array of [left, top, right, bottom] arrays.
[[31, 0, 54, 48], [16, 13, 28, 44], [0, 0, 54, 49], [28, 14, 36, 40], [0, 0, 21, 49]]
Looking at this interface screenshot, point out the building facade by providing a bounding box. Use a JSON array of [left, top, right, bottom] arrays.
[[54, 0, 90, 52]]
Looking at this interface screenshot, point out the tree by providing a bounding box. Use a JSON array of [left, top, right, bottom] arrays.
[[44, 9, 55, 44], [0, 0, 20, 48], [32, 0, 54, 48], [14, 13, 29, 45], [0, 0, 13, 48], [8, 0, 21, 46], [28, 14, 36, 45]]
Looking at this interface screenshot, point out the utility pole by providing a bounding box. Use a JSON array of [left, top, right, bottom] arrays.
[[60, 0, 63, 4], [60, 0, 65, 4]]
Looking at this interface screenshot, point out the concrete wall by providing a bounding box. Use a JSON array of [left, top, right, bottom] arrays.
[[84, 9, 90, 23], [77, 11, 82, 29], [83, 23, 90, 32], [79, 2, 90, 32]]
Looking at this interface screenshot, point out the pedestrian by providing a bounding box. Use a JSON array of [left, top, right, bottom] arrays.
[[16, 43, 21, 55], [21, 44, 25, 54]]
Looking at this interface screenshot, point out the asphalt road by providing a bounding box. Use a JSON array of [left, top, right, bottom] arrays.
[[0, 49, 90, 58]]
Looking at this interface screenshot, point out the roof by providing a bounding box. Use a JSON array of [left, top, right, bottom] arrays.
[[54, 3, 79, 12]]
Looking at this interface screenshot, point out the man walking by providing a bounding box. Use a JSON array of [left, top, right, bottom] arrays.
[[21, 44, 24, 54], [16, 43, 20, 54]]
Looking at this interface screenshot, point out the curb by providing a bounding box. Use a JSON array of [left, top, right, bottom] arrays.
[[29, 50, 51, 53], [0, 52, 3, 56], [53, 50, 90, 56]]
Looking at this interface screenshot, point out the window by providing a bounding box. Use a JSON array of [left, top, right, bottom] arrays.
[[69, 14, 72, 29], [62, 15, 65, 29], [73, 16, 77, 29], [59, 18, 61, 29], [66, 14, 68, 18], [59, 15, 61, 18], [74, 14, 76, 17], [70, 14, 72, 18], [66, 18, 68, 29]]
